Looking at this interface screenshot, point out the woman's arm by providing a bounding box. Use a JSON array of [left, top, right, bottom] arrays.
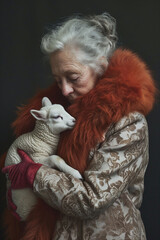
[[33, 112, 148, 219]]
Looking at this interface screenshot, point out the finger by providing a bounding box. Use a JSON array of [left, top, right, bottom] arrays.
[[9, 170, 22, 188], [2, 165, 13, 174], [17, 149, 33, 163], [17, 149, 27, 159], [9, 168, 19, 182]]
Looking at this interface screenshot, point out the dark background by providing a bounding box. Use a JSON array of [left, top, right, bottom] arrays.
[[0, 0, 160, 239]]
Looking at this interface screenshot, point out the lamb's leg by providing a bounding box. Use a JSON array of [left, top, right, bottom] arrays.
[[42, 155, 83, 179]]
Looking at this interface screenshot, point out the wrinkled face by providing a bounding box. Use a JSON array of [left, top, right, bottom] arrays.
[[50, 48, 98, 103]]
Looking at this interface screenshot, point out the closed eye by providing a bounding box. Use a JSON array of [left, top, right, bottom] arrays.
[[52, 115, 63, 120], [67, 76, 79, 83]]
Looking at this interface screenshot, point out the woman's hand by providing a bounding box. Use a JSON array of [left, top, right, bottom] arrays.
[[2, 149, 42, 189]]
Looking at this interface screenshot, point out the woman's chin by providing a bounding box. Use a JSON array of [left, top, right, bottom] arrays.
[[67, 96, 77, 103]]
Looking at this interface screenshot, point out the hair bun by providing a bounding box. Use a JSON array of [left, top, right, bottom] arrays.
[[87, 12, 118, 44]]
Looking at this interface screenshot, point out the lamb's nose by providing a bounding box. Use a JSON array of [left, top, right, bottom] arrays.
[[72, 118, 76, 123]]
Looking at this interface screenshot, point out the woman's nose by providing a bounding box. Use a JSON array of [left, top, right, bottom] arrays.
[[61, 82, 73, 96]]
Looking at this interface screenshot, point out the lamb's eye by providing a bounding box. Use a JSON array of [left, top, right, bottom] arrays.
[[52, 115, 63, 120]]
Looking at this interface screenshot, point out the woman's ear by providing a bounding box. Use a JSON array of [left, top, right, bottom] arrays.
[[97, 57, 108, 78], [99, 56, 108, 68]]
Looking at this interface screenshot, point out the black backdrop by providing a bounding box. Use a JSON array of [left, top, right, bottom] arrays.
[[0, 0, 160, 239]]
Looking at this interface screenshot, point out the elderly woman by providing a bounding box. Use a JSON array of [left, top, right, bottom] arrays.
[[2, 13, 156, 240]]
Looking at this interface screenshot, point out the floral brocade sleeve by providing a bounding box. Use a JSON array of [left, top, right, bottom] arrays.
[[33, 112, 148, 219]]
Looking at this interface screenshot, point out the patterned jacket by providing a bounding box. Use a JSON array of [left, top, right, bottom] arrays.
[[2, 49, 156, 240], [34, 112, 148, 240]]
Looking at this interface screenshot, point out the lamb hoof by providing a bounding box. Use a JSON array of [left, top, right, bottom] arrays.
[[73, 170, 83, 180]]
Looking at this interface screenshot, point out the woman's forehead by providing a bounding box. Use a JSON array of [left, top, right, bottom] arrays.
[[50, 50, 85, 75]]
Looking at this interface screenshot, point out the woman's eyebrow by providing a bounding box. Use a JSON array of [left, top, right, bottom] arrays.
[[51, 70, 79, 79], [65, 70, 79, 75]]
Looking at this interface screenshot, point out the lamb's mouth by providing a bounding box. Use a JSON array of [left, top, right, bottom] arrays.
[[67, 123, 75, 128]]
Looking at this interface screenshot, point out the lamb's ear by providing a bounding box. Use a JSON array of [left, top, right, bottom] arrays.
[[30, 109, 47, 121], [42, 97, 52, 107]]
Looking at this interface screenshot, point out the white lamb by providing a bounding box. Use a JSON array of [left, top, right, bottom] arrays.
[[5, 97, 82, 221]]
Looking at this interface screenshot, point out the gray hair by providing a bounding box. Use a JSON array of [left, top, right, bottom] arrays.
[[41, 13, 118, 76]]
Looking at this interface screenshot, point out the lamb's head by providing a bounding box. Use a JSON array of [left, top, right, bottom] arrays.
[[30, 97, 76, 134]]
